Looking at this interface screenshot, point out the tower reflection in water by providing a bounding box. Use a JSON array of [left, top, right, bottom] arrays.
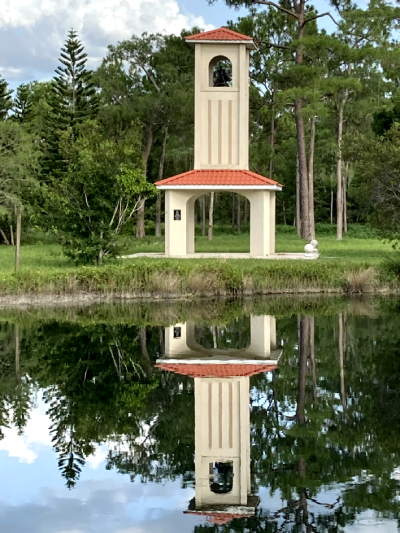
[[156, 316, 281, 526]]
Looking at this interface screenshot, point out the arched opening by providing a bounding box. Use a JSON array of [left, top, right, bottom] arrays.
[[194, 316, 251, 350], [193, 193, 250, 253], [209, 56, 232, 87], [209, 461, 234, 494]]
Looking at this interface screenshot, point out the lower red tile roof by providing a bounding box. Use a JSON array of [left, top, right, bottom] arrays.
[[185, 511, 254, 525], [156, 363, 278, 378], [155, 169, 282, 187]]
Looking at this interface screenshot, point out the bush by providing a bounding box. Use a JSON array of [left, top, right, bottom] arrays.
[[381, 255, 400, 280]]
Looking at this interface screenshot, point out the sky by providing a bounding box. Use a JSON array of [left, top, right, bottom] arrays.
[[1, 0, 338, 90]]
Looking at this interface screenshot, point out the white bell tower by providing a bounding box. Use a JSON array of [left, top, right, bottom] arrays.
[[185, 28, 256, 170]]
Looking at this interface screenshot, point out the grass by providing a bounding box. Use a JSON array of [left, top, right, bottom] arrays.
[[0, 226, 399, 298]]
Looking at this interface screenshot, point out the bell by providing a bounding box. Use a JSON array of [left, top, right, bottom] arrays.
[[213, 66, 232, 87]]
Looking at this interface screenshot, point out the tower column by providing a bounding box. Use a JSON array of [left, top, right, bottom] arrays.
[[165, 190, 193, 256], [247, 190, 271, 257]]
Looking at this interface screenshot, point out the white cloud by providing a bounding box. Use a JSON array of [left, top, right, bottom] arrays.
[[86, 444, 108, 470], [0, 0, 214, 83], [0, 402, 52, 463]]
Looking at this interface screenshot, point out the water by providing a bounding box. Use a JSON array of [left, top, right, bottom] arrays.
[[0, 297, 400, 532]]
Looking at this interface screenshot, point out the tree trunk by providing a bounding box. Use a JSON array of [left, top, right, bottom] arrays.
[[15, 324, 20, 387], [232, 193, 235, 232], [296, 315, 309, 426], [0, 228, 10, 245], [338, 314, 346, 412], [201, 196, 206, 237], [294, 11, 310, 241], [269, 88, 275, 180], [10, 225, 14, 246], [330, 189, 334, 224], [296, 151, 301, 235], [15, 206, 21, 272], [139, 327, 152, 375], [309, 316, 317, 403], [308, 117, 316, 240], [295, 99, 310, 240], [236, 194, 241, 233], [155, 126, 168, 237], [208, 192, 214, 241], [336, 92, 348, 240], [244, 198, 248, 226], [343, 171, 348, 234], [137, 120, 154, 238]]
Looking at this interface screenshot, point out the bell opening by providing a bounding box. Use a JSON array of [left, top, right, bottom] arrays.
[[209, 461, 234, 494], [209, 56, 232, 87]]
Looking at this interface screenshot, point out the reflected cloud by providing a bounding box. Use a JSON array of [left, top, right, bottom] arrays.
[[0, 400, 52, 463]]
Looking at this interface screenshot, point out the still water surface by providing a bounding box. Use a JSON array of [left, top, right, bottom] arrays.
[[0, 298, 400, 532]]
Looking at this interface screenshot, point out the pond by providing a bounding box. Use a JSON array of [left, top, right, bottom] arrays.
[[0, 297, 399, 532]]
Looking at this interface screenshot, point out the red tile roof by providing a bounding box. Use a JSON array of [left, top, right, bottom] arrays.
[[186, 511, 254, 525], [156, 363, 278, 378], [186, 27, 253, 42], [155, 169, 282, 187]]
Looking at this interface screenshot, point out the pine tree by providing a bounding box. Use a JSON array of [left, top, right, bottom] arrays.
[[42, 29, 99, 177], [0, 75, 12, 120], [12, 84, 34, 124]]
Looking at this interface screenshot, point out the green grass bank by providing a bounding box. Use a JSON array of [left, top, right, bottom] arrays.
[[1, 226, 400, 301]]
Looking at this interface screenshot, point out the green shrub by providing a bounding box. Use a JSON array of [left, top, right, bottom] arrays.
[[381, 255, 400, 280]]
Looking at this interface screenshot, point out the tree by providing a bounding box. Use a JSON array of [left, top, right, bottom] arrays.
[[324, 0, 400, 239], [50, 120, 156, 264], [208, 0, 343, 240], [103, 31, 195, 237], [345, 123, 400, 244], [12, 84, 34, 124], [0, 75, 12, 120], [0, 121, 38, 255], [42, 29, 99, 178]]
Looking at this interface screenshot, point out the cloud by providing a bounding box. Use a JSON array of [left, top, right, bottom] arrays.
[[0, 477, 199, 533], [0, 402, 52, 463], [0, 0, 213, 84]]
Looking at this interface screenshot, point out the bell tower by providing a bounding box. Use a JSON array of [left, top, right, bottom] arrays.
[[185, 28, 256, 170]]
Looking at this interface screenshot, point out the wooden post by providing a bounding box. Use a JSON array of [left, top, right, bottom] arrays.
[[15, 206, 21, 272]]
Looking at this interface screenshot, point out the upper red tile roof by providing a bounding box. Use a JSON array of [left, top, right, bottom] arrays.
[[155, 169, 282, 187], [186, 27, 253, 42], [156, 363, 278, 378]]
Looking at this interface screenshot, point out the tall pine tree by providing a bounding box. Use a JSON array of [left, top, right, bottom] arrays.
[[0, 75, 12, 120], [12, 84, 34, 124], [42, 29, 99, 177]]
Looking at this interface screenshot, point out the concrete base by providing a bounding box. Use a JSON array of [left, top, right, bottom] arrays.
[[122, 252, 319, 260]]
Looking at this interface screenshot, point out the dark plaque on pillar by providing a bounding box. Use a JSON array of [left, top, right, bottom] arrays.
[[173, 327, 182, 338], [174, 209, 181, 220]]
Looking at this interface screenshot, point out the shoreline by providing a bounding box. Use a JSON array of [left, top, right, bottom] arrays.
[[0, 286, 398, 309], [0, 258, 398, 308]]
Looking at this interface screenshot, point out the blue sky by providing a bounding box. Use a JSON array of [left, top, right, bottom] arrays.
[[1, 0, 343, 90]]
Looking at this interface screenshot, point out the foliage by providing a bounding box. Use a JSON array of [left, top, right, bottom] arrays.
[[0, 121, 39, 216], [345, 124, 400, 245], [12, 84, 35, 124], [42, 29, 99, 179], [0, 75, 12, 120], [49, 120, 156, 264]]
